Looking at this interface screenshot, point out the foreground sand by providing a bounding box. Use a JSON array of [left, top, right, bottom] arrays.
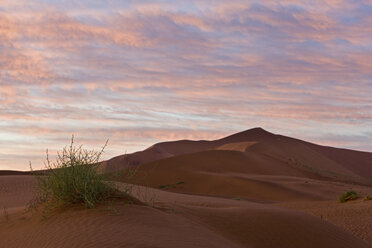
[[276, 200, 372, 245], [1, 175, 371, 248]]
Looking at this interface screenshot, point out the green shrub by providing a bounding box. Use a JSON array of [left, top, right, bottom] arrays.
[[30, 136, 129, 213], [363, 194, 372, 201], [339, 190, 357, 203]]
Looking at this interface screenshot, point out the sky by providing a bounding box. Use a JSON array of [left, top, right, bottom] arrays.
[[1, 0, 371, 171]]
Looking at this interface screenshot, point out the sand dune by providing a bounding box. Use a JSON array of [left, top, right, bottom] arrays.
[[102, 140, 215, 173], [100, 145, 174, 173], [277, 199, 372, 245], [1, 176, 371, 248], [243, 139, 366, 183], [100, 128, 271, 173], [127, 150, 372, 202], [308, 144, 372, 179], [127, 184, 372, 248], [1, 204, 242, 248], [102, 128, 372, 185], [2, 128, 372, 247], [0, 176, 36, 209], [0, 170, 30, 176]]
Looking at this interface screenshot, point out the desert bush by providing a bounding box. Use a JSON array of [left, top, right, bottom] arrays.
[[30, 136, 130, 213], [363, 194, 372, 201], [339, 190, 357, 203]]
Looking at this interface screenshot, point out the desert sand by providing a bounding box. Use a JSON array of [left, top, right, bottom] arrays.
[[1, 128, 372, 247]]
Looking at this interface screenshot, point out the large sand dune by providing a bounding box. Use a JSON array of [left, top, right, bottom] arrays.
[[2, 128, 372, 247], [102, 128, 372, 184], [127, 149, 372, 202]]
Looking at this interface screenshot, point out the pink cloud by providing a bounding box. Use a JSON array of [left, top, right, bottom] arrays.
[[0, 1, 371, 170]]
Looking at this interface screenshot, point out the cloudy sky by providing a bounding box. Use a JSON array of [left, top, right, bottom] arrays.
[[1, 0, 371, 170]]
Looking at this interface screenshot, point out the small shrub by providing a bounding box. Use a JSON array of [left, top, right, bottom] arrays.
[[30, 136, 129, 214], [363, 194, 372, 201], [339, 190, 357, 203]]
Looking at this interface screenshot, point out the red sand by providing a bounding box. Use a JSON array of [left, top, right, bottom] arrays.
[[1, 176, 371, 248]]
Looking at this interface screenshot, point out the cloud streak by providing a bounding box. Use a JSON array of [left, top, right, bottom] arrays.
[[0, 0, 371, 170]]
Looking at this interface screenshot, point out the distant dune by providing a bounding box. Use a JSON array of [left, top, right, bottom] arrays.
[[1, 127, 372, 247], [102, 127, 372, 184], [0, 170, 31, 176]]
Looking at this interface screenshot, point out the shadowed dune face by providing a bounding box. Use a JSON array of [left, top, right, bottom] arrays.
[[308, 145, 372, 179], [245, 139, 367, 183]]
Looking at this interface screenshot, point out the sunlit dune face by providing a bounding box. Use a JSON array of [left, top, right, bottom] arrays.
[[0, 0, 371, 170]]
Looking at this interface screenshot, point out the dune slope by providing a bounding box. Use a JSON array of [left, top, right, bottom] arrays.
[[128, 150, 372, 202], [1, 176, 371, 248], [102, 128, 372, 185]]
